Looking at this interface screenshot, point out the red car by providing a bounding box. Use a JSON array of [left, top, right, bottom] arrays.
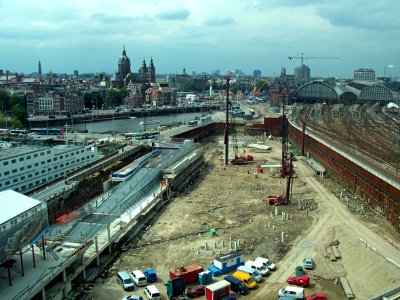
[[186, 285, 205, 298], [287, 275, 310, 287], [306, 293, 328, 300]]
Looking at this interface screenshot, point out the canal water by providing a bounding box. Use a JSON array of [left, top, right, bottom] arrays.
[[71, 112, 204, 134]]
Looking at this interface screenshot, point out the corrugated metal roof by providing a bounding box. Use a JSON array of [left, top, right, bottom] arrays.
[[0, 190, 41, 224]]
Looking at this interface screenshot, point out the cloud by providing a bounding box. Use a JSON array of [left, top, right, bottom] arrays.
[[203, 17, 234, 27], [90, 13, 134, 24], [156, 8, 190, 20]]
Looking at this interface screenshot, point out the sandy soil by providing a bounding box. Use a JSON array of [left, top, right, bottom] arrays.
[[91, 134, 400, 300]]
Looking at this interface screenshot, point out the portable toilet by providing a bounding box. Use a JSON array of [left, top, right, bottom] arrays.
[[198, 270, 212, 285]]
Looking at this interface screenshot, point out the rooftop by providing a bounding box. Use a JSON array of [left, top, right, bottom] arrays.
[[0, 190, 42, 224]]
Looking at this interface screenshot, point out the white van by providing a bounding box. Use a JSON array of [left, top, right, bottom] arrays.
[[255, 256, 276, 270], [278, 286, 305, 299], [245, 260, 269, 276], [131, 269, 147, 286], [144, 284, 161, 300], [116, 271, 135, 291], [237, 265, 263, 283]]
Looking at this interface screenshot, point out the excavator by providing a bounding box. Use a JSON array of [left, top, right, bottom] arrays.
[[267, 153, 294, 205]]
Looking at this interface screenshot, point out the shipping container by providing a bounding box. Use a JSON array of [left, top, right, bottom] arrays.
[[170, 264, 204, 285], [207, 252, 245, 276], [205, 279, 231, 300]]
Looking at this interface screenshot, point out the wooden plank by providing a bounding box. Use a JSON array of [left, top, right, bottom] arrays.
[[340, 277, 355, 299], [331, 246, 341, 259]]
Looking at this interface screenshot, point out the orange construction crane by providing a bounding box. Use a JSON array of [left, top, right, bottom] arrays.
[[288, 52, 339, 64]]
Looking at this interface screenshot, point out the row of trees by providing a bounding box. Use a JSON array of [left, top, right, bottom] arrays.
[[0, 90, 28, 128], [83, 88, 128, 109]]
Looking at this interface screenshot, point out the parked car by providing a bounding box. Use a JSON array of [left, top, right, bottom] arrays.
[[144, 269, 157, 283], [186, 285, 206, 297], [279, 286, 305, 300], [255, 256, 276, 270], [122, 295, 143, 300], [303, 258, 315, 270], [295, 266, 305, 276], [306, 293, 328, 300], [287, 275, 310, 287]]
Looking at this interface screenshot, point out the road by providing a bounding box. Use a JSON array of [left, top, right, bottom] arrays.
[[253, 158, 400, 299]]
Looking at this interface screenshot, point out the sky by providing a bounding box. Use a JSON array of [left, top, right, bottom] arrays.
[[1, 0, 399, 79]]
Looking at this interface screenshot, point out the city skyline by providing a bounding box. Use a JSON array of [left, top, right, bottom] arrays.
[[1, 0, 399, 78]]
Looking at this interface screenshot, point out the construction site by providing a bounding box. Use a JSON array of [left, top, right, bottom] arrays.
[[89, 97, 400, 300], [1, 80, 399, 300]]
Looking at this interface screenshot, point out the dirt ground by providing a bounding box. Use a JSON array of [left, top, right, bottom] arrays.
[[91, 134, 400, 300]]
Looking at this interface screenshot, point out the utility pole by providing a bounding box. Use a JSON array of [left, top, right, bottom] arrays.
[[396, 139, 400, 174], [224, 77, 230, 166]]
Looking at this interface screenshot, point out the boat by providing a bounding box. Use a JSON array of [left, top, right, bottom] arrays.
[[230, 105, 245, 117], [129, 116, 137, 119], [124, 129, 160, 139], [140, 120, 160, 125]]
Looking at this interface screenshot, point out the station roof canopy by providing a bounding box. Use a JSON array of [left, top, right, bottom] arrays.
[[0, 190, 41, 224]]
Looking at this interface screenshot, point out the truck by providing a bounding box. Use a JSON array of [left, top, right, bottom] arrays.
[[207, 252, 245, 276]]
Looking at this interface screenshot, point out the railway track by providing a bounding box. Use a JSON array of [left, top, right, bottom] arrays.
[[294, 104, 400, 184]]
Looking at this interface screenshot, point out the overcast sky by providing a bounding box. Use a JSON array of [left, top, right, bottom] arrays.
[[1, 0, 399, 79]]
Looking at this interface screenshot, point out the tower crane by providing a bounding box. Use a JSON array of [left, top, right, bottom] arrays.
[[288, 52, 339, 64]]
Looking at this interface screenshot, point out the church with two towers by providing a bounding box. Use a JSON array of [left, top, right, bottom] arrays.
[[113, 46, 155, 88]]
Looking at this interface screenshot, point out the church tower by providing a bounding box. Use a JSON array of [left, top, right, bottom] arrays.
[[149, 57, 156, 83], [118, 46, 131, 79], [38, 61, 42, 77]]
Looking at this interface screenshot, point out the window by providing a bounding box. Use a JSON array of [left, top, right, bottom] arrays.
[[47, 150, 51, 154], [41, 161, 45, 165], [65, 154, 69, 158], [60, 164, 64, 167], [35, 180, 39, 185], [28, 174, 32, 178], [19, 157, 24, 162], [29, 183, 33, 187], [12, 169, 17, 173], [54, 157, 57, 161], [34, 153, 38, 158], [27, 165, 32, 169], [11, 159, 16, 163], [41, 170, 45, 174], [5, 171, 9, 175], [21, 176, 25, 180], [5, 181, 10, 185], [3, 161, 8, 166], [35, 171, 39, 175], [20, 167, 25, 171], [22, 185, 26, 190], [54, 166, 58, 170], [34, 163, 39, 167], [13, 178, 18, 183], [40, 152, 44, 156], [60, 155, 63, 159], [27, 155, 31, 159], [47, 159, 51, 163]]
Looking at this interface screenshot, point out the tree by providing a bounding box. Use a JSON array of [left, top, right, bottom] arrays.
[[11, 103, 28, 128], [0, 90, 11, 112]]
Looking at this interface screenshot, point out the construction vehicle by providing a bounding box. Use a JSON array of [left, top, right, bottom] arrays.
[[267, 153, 294, 205]]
